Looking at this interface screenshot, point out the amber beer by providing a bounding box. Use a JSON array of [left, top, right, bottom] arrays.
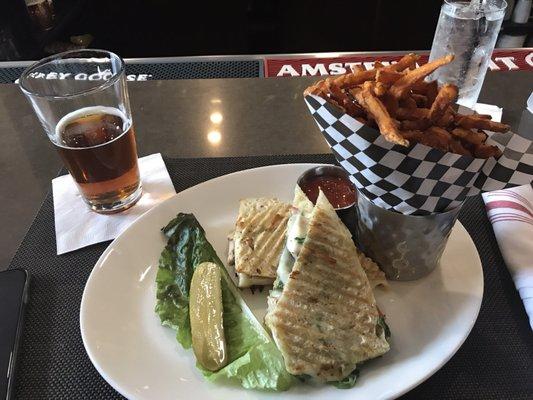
[[54, 106, 141, 212]]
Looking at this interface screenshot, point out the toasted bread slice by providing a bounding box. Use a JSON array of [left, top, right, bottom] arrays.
[[293, 186, 387, 288], [233, 198, 291, 286], [357, 249, 388, 289], [265, 191, 389, 381], [292, 185, 314, 218]]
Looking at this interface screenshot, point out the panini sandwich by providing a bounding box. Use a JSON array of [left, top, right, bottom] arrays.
[[228, 198, 291, 287], [265, 189, 390, 382]]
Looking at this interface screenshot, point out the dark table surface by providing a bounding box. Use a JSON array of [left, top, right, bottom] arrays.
[[1, 71, 532, 269]]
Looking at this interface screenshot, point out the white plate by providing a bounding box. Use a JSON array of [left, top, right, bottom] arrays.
[[80, 163, 483, 400]]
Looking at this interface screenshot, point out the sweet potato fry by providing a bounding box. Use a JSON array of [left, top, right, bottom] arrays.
[[450, 127, 487, 145], [436, 107, 455, 128], [424, 80, 439, 106], [376, 70, 403, 85], [399, 96, 417, 109], [303, 81, 326, 97], [448, 139, 471, 156], [411, 79, 438, 98], [411, 93, 428, 108], [455, 115, 510, 132], [423, 126, 470, 155], [412, 81, 429, 93], [429, 83, 458, 123], [426, 126, 453, 139], [381, 92, 399, 117], [345, 99, 366, 117], [348, 87, 361, 97], [355, 82, 408, 146], [324, 79, 345, 101], [423, 126, 455, 152], [332, 69, 377, 89], [473, 143, 502, 158], [324, 80, 365, 117], [386, 53, 420, 72], [401, 119, 431, 131], [373, 81, 388, 96], [303, 79, 348, 112], [400, 130, 425, 141], [401, 129, 467, 156], [396, 107, 430, 121], [389, 54, 454, 100], [364, 80, 389, 97], [403, 129, 466, 157], [304, 52, 504, 158]]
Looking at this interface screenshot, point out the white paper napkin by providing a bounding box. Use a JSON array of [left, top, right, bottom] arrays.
[[472, 103, 503, 122], [482, 185, 533, 330], [52, 153, 176, 255]]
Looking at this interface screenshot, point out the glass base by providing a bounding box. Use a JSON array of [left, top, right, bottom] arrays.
[[85, 184, 143, 214]]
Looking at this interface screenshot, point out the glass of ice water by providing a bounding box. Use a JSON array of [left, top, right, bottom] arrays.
[[429, 0, 507, 108]]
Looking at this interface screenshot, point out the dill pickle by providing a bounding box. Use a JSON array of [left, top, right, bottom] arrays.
[[189, 262, 227, 371]]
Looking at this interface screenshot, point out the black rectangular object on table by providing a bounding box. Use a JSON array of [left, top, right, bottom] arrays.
[[7, 154, 533, 399], [0, 60, 261, 84]]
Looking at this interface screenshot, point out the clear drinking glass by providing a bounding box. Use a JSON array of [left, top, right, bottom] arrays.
[[428, 0, 507, 108], [20, 49, 142, 214]]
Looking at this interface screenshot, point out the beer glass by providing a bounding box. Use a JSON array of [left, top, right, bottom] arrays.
[[20, 49, 142, 213]]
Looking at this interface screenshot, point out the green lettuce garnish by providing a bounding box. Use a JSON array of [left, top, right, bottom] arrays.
[[330, 317, 391, 389], [203, 342, 293, 390], [377, 315, 391, 340], [155, 213, 294, 391], [331, 369, 360, 389]]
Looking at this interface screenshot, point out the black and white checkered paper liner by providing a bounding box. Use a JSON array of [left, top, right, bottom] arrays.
[[305, 94, 533, 215]]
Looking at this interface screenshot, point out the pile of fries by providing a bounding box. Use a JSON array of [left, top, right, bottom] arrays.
[[304, 53, 510, 158]]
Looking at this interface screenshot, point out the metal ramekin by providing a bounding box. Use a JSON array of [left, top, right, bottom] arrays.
[[296, 165, 358, 236], [355, 189, 461, 281]]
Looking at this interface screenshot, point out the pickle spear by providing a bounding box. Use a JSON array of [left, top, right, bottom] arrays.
[[189, 262, 227, 371]]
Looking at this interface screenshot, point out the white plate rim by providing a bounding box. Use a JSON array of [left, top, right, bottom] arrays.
[[80, 162, 484, 400]]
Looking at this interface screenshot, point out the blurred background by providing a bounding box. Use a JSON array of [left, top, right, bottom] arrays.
[[1, 0, 532, 61]]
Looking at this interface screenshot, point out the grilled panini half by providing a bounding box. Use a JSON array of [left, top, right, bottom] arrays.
[[265, 191, 390, 381], [269, 186, 386, 304], [231, 198, 291, 287]]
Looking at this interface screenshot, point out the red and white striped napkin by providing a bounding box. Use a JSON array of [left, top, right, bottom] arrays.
[[482, 184, 533, 330]]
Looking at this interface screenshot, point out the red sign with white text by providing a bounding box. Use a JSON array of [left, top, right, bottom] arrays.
[[264, 49, 533, 77]]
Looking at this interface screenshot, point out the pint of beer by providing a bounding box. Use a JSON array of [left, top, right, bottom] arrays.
[[20, 50, 142, 213]]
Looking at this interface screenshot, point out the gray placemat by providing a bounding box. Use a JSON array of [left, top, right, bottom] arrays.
[[8, 154, 533, 399]]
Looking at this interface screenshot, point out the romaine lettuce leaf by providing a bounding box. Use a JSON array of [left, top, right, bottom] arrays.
[[203, 341, 293, 391], [155, 213, 294, 391], [331, 368, 359, 389], [155, 213, 219, 348]]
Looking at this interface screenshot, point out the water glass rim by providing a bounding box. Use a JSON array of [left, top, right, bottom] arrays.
[[19, 49, 125, 100], [444, 0, 508, 13]]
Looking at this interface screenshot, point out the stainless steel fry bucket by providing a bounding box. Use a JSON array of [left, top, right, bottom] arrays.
[[355, 190, 461, 281]]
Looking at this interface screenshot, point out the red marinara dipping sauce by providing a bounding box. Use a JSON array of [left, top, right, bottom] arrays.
[[300, 175, 356, 209]]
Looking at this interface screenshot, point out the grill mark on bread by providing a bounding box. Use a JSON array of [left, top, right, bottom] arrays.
[[234, 199, 291, 278]]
